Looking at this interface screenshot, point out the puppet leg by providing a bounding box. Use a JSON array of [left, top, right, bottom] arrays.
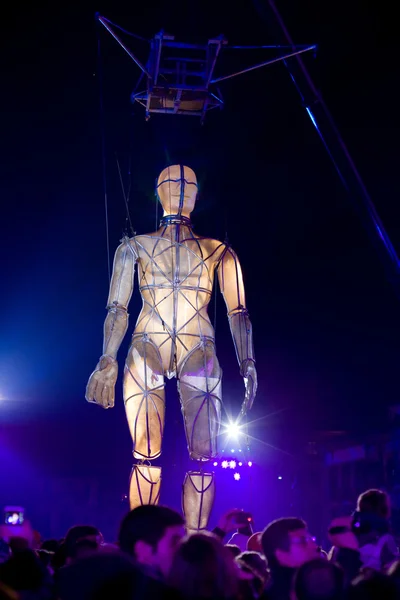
[[178, 339, 222, 531], [124, 334, 165, 508]]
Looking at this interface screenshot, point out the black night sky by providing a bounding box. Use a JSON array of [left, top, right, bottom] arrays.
[[1, 0, 400, 532]]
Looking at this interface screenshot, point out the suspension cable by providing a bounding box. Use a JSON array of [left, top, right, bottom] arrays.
[[96, 21, 111, 282]]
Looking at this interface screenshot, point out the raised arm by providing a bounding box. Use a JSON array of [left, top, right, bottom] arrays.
[[217, 246, 257, 415], [86, 237, 136, 409]]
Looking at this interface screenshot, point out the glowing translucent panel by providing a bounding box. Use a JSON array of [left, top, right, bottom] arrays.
[[182, 471, 215, 533], [129, 465, 161, 508], [86, 165, 257, 530]]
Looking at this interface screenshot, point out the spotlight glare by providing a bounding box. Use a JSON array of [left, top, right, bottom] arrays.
[[229, 460, 236, 469], [226, 422, 241, 439], [278, 475, 282, 480], [213, 462, 218, 467], [234, 472, 241, 481], [248, 461, 253, 467], [231, 449, 235, 453], [221, 460, 229, 469], [238, 462, 243, 466]]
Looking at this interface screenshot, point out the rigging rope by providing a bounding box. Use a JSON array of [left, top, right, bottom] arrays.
[[96, 21, 111, 283], [100, 16, 149, 43], [116, 153, 135, 237]]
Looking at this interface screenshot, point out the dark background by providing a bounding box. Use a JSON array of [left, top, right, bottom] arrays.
[[1, 0, 399, 538]]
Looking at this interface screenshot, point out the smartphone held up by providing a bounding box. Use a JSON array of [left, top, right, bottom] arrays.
[[4, 506, 25, 526]]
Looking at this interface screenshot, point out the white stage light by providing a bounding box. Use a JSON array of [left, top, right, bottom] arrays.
[[226, 421, 241, 438]]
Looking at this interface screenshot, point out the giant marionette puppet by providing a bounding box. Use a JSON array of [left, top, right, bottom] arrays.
[[86, 164, 257, 531]]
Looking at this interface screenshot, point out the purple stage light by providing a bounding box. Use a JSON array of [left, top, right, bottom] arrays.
[[213, 461, 218, 467], [278, 475, 282, 480], [221, 460, 229, 469], [234, 472, 241, 481], [231, 449, 235, 453], [229, 460, 236, 469], [238, 462, 243, 466], [247, 461, 253, 467]]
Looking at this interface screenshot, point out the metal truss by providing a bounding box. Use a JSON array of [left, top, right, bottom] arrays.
[[97, 13, 316, 123]]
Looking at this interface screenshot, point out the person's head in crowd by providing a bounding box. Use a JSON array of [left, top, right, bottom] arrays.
[[237, 551, 268, 584], [237, 571, 264, 600], [118, 505, 185, 577], [36, 549, 54, 569], [293, 559, 345, 600], [168, 532, 239, 600], [225, 544, 241, 558], [348, 569, 397, 600], [247, 532, 262, 553], [354, 489, 397, 569], [72, 539, 99, 561], [356, 489, 391, 519], [262, 517, 319, 569], [52, 540, 67, 570], [236, 556, 266, 599], [40, 539, 59, 554], [0, 546, 51, 593], [64, 525, 102, 564]]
